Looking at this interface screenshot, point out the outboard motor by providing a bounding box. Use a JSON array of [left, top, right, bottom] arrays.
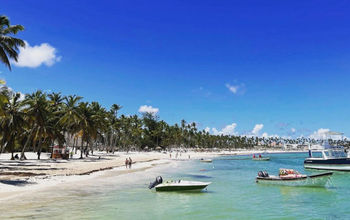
[[262, 171, 269, 177], [148, 176, 163, 189], [258, 171, 269, 177]]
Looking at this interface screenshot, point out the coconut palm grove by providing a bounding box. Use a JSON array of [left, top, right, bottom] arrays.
[[1, 14, 350, 161], [3, 2, 350, 219]]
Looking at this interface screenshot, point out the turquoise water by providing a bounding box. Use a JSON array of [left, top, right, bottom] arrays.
[[2, 153, 350, 219]]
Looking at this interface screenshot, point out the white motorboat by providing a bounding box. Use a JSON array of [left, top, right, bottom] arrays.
[[149, 176, 211, 192], [200, 158, 212, 163], [304, 132, 350, 171]]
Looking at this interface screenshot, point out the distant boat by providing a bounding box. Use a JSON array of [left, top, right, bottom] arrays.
[[253, 157, 270, 161], [256, 169, 333, 187], [149, 176, 211, 192], [200, 158, 212, 163], [304, 132, 350, 171], [252, 153, 270, 161]]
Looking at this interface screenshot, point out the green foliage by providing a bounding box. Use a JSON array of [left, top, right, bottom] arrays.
[[1, 88, 347, 159], [0, 15, 25, 70]]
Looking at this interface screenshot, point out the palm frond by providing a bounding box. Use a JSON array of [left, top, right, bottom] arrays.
[[0, 15, 25, 70]]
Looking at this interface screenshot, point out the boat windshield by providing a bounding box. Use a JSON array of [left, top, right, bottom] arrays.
[[328, 150, 347, 158], [320, 148, 347, 158]]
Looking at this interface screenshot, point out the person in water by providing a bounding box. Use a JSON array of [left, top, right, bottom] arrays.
[[129, 157, 132, 168], [125, 158, 129, 168]]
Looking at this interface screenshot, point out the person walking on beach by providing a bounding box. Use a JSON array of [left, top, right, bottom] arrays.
[[129, 157, 132, 168], [125, 158, 129, 169]]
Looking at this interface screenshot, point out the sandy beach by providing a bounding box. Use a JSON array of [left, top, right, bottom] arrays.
[[0, 149, 306, 202]]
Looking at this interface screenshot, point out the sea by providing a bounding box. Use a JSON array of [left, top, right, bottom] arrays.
[[1, 153, 350, 219]]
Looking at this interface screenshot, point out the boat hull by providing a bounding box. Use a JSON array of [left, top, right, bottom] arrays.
[[155, 181, 211, 192], [155, 185, 209, 192], [253, 157, 270, 161], [200, 160, 212, 163], [256, 172, 332, 187], [304, 158, 350, 171]]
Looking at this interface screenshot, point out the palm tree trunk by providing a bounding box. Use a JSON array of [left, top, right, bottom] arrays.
[[36, 133, 43, 160], [21, 129, 34, 160], [74, 137, 77, 154], [80, 139, 84, 159]]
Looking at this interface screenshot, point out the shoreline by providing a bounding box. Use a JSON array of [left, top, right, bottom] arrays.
[[0, 150, 306, 201]]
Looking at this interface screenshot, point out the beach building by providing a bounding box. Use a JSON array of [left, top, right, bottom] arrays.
[[51, 145, 70, 159]]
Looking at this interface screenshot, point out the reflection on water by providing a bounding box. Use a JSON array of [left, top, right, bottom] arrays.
[[184, 174, 212, 179], [2, 153, 350, 219]]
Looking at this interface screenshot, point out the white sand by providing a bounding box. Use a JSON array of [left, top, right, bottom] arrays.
[[0, 149, 305, 201]]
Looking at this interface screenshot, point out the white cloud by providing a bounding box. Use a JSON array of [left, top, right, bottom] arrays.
[[226, 84, 239, 94], [261, 132, 279, 138], [212, 128, 220, 135], [138, 105, 159, 115], [309, 128, 330, 139], [291, 128, 296, 133], [210, 123, 238, 136], [14, 41, 61, 68], [0, 84, 25, 101], [225, 83, 246, 95], [204, 127, 210, 133], [221, 123, 237, 135], [252, 124, 264, 136]]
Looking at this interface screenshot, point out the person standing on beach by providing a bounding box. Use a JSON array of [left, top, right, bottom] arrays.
[[125, 158, 129, 168], [129, 157, 132, 168]]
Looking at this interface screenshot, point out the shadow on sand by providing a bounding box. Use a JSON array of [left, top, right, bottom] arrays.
[[0, 179, 35, 186]]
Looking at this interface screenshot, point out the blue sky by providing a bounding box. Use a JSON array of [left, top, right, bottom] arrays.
[[2, 0, 350, 138]]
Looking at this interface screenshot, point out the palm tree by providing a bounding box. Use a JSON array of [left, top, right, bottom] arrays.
[[0, 91, 26, 159], [75, 102, 98, 158], [57, 95, 82, 155], [0, 80, 8, 116], [21, 91, 50, 159], [0, 15, 25, 70]]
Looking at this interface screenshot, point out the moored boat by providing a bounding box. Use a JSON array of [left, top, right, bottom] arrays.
[[253, 157, 270, 161], [252, 153, 270, 161], [256, 169, 333, 187], [304, 132, 350, 171], [200, 158, 213, 163], [149, 176, 211, 192]]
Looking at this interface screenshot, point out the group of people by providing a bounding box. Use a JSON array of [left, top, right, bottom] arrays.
[[169, 153, 190, 159], [125, 157, 132, 169], [253, 154, 262, 158], [169, 152, 184, 159]]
